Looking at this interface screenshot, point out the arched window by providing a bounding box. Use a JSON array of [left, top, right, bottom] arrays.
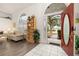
[[19, 13, 28, 33]]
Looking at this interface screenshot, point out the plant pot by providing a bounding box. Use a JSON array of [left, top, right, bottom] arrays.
[[57, 30, 61, 39], [75, 48, 79, 54], [34, 40, 39, 44]]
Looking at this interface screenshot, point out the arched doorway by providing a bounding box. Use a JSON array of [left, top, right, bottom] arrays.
[[44, 3, 66, 45]]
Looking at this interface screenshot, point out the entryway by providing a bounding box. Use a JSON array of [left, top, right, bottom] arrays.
[[44, 3, 74, 56]]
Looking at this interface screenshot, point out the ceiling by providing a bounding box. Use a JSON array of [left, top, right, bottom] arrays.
[[0, 3, 67, 15], [45, 3, 66, 14], [0, 3, 36, 14]]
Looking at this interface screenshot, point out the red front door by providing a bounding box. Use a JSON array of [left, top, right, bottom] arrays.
[[61, 3, 74, 56]]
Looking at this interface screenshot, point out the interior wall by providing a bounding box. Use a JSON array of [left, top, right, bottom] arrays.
[[74, 3, 79, 36], [0, 18, 13, 33], [0, 11, 12, 18]]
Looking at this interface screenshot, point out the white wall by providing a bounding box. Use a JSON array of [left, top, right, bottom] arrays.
[[0, 18, 13, 33], [0, 11, 13, 33], [74, 3, 79, 36], [0, 11, 12, 18]]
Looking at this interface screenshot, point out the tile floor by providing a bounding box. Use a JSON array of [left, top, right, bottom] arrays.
[[25, 43, 67, 56]]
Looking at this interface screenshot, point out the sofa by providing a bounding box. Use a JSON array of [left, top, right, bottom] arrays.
[[8, 32, 24, 41]]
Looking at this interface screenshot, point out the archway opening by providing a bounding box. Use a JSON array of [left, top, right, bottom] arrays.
[[44, 3, 66, 46]]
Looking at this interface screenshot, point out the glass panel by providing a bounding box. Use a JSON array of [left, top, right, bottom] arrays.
[[19, 14, 28, 33], [63, 14, 70, 45]]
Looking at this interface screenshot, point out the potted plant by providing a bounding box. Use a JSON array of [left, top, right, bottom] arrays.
[[57, 30, 61, 39], [75, 35, 79, 54], [33, 29, 40, 43]]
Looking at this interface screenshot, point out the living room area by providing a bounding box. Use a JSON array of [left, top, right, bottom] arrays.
[[0, 4, 39, 56], [0, 14, 37, 56]]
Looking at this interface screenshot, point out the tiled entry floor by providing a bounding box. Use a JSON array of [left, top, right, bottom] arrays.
[[25, 44, 67, 56]]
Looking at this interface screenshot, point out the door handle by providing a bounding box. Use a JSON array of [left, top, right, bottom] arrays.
[[71, 26, 74, 32]]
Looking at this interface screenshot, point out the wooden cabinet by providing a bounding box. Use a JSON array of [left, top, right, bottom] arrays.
[[26, 16, 36, 43]]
